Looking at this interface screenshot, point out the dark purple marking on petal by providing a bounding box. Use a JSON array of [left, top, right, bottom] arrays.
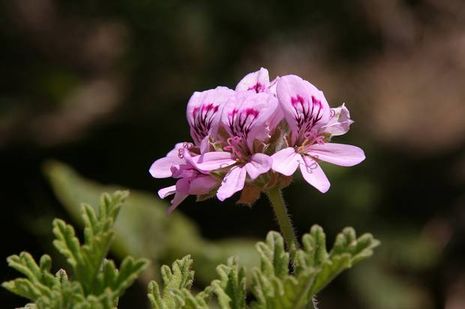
[[291, 95, 324, 135], [248, 82, 265, 93], [191, 103, 220, 143], [227, 108, 260, 138]]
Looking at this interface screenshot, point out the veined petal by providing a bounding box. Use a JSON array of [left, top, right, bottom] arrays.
[[158, 185, 176, 199], [189, 175, 218, 195], [236, 67, 270, 93], [221, 91, 278, 149], [309, 143, 365, 166], [187, 86, 235, 145], [217, 166, 247, 201], [194, 151, 236, 172], [277, 75, 331, 144], [321, 103, 353, 136], [271, 147, 300, 176], [245, 153, 272, 180], [299, 156, 330, 193]]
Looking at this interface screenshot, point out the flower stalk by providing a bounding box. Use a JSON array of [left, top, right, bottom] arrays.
[[266, 188, 298, 257]]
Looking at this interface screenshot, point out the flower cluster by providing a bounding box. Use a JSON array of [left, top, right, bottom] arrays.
[[149, 68, 365, 212]]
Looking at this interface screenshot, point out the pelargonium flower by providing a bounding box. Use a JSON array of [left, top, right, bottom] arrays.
[[149, 143, 219, 213], [271, 75, 365, 193], [149, 68, 365, 211], [193, 91, 278, 201]]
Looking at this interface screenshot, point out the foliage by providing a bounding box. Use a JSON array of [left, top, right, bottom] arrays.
[[148, 226, 379, 309], [2, 191, 148, 309]]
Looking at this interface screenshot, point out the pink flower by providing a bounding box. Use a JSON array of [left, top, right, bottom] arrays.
[[271, 75, 365, 193], [149, 68, 366, 211], [194, 91, 277, 200], [151, 144, 218, 213]]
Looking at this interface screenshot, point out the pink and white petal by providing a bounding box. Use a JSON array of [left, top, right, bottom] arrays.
[[271, 147, 300, 176], [149, 157, 181, 178], [276, 75, 331, 139], [309, 143, 365, 167], [186, 87, 235, 144], [167, 192, 189, 214], [189, 175, 218, 195], [216, 166, 247, 201], [199, 136, 211, 154], [235, 67, 269, 92], [194, 151, 236, 172], [175, 178, 191, 194], [321, 104, 353, 136], [245, 153, 272, 180], [299, 156, 330, 193], [158, 185, 176, 199]]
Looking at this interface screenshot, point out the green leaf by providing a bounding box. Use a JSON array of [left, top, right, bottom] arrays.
[[147, 255, 210, 309], [211, 257, 246, 309], [250, 226, 380, 309], [3, 191, 148, 309]]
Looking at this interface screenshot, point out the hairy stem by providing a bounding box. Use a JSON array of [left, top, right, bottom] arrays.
[[266, 188, 299, 257]]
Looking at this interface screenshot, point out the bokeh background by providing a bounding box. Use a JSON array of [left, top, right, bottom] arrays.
[[1, 0, 465, 308]]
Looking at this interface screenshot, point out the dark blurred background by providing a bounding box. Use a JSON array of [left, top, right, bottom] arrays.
[[1, 0, 465, 308]]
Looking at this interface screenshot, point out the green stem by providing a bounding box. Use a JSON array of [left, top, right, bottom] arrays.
[[266, 188, 299, 256]]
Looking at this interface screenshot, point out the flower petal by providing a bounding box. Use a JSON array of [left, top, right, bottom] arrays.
[[276, 75, 331, 144], [309, 143, 365, 166], [150, 157, 182, 178], [216, 166, 247, 201], [167, 192, 189, 214], [271, 147, 300, 176], [235, 67, 270, 93], [194, 151, 236, 172], [221, 91, 279, 150], [189, 175, 218, 195], [186, 86, 235, 145], [158, 185, 176, 199], [299, 156, 330, 193], [321, 103, 353, 136], [245, 153, 272, 180], [149, 143, 186, 178]]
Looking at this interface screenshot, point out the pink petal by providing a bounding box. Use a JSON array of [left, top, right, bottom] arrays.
[[167, 192, 189, 214], [149, 156, 181, 178], [235, 67, 270, 93], [149, 143, 186, 178], [271, 147, 300, 176], [216, 166, 247, 201], [321, 104, 353, 136], [186, 87, 235, 145], [245, 153, 272, 180], [194, 151, 236, 172], [276, 75, 331, 143], [158, 185, 176, 199], [299, 156, 330, 193], [309, 143, 365, 166], [189, 175, 218, 195]]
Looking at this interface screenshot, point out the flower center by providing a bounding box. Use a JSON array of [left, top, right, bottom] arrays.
[[224, 136, 249, 162]]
